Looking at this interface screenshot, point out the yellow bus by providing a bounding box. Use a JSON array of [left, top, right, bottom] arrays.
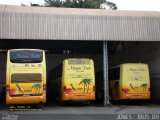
[[6, 49, 46, 105], [49, 58, 95, 103], [109, 63, 150, 100]]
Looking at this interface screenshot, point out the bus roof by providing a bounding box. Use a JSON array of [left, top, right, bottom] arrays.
[[110, 63, 148, 69], [8, 49, 44, 52], [64, 58, 93, 61]]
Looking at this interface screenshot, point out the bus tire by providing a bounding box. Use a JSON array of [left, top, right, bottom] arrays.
[[37, 102, 43, 108]]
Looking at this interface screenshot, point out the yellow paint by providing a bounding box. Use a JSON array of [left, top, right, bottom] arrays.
[[109, 63, 150, 100], [6, 49, 46, 105], [61, 59, 95, 102]]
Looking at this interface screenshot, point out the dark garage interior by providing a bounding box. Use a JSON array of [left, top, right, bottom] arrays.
[[0, 40, 160, 106], [0, 39, 104, 105]]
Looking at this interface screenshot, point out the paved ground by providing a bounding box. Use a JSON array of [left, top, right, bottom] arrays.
[[0, 104, 160, 120], [1, 105, 159, 114], [1, 104, 160, 114], [0, 104, 160, 114]]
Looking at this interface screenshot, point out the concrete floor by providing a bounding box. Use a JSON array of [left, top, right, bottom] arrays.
[[0, 104, 160, 114], [0, 104, 160, 120]]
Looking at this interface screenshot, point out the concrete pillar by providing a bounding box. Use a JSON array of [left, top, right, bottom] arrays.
[[103, 41, 110, 107]]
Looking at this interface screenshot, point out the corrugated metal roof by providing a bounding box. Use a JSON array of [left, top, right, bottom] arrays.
[[0, 4, 160, 17], [0, 5, 160, 41]]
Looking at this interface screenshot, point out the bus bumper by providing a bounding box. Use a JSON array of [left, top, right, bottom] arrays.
[[6, 94, 46, 105], [121, 93, 150, 100], [62, 93, 95, 101]]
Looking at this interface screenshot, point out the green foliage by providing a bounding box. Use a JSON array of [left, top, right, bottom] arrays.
[[104, 1, 117, 10], [44, 0, 108, 8], [44, 0, 63, 7], [21, 2, 43, 7], [21, 0, 117, 9], [90, 0, 106, 8], [30, 3, 40, 6]]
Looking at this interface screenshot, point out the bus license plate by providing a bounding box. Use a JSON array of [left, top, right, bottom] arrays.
[[75, 96, 85, 99]]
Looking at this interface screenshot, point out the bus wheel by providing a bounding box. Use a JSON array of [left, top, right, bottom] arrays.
[[8, 105, 13, 111], [60, 101, 68, 106], [56, 97, 61, 105], [37, 102, 43, 109]]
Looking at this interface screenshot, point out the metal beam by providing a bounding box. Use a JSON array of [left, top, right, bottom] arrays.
[[103, 41, 110, 107]]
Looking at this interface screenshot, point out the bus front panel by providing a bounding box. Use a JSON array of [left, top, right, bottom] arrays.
[[121, 64, 150, 100], [61, 59, 95, 101]]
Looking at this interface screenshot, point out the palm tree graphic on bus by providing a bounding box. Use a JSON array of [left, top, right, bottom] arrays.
[[140, 83, 148, 92], [32, 83, 42, 94], [79, 78, 92, 93]]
